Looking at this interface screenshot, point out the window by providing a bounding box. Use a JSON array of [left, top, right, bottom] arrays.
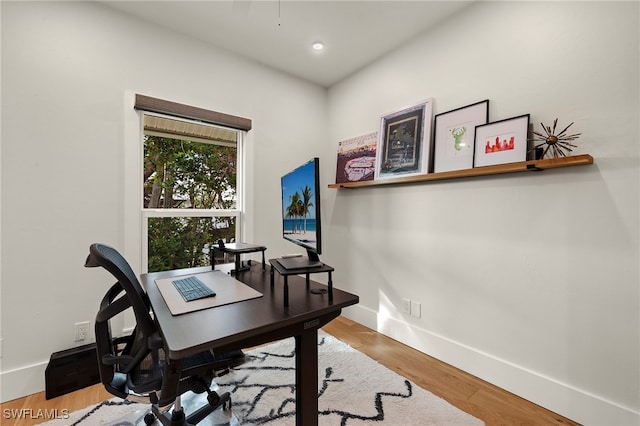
[[134, 95, 251, 273]]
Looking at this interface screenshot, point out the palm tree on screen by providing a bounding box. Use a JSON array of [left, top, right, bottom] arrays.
[[300, 185, 314, 233], [286, 192, 303, 234]]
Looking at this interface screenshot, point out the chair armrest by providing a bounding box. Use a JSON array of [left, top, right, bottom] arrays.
[[148, 333, 164, 350], [102, 353, 134, 366]]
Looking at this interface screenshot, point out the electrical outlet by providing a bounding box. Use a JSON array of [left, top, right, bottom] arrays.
[[411, 301, 421, 318], [74, 321, 90, 342], [402, 298, 411, 314]]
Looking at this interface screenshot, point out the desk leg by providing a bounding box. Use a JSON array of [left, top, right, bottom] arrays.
[[284, 276, 289, 307], [328, 271, 333, 303], [295, 330, 318, 426]]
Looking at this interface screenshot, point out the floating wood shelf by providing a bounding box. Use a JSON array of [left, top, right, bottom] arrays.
[[328, 154, 594, 189]]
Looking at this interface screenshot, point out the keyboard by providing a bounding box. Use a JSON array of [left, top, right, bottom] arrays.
[[172, 276, 216, 302]]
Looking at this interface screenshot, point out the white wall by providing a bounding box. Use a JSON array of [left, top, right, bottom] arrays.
[[325, 2, 639, 425], [0, 0, 326, 402]]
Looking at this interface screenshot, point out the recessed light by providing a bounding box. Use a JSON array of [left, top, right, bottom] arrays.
[[312, 42, 324, 51]]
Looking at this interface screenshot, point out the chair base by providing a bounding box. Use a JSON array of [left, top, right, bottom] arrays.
[[150, 391, 232, 426]]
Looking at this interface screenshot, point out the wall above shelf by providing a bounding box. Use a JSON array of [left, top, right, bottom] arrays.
[[328, 154, 594, 189]]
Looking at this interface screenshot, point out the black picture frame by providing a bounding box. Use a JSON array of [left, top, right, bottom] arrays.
[[473, 114, 530, 167], [433, 100, 489, 173]]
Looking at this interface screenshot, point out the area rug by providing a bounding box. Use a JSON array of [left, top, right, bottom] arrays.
[[44, 332, 482, 425]]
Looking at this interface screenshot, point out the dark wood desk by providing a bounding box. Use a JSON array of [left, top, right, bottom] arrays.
[[141, 262, 359, 426]]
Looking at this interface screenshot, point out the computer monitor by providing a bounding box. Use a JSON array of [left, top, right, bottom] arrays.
[[280, 157, 322, 269]]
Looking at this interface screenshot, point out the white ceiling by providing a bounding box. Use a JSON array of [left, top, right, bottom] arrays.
[[102, 1, 473, 87]]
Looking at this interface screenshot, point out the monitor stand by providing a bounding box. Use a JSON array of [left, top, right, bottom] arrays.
[[211, 240, 267, 274], [277, 249, 322, 270], [268, 256, 335, 307]]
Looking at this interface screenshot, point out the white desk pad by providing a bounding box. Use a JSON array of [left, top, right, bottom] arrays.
[[155, 270, 263, 316]]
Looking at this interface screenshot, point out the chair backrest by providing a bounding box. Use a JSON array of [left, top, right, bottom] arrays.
[[85, 243, 161, 397], [86, 243, 157, 337]]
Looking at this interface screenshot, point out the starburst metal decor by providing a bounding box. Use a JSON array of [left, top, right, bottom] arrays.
[[528, 118, 581, 159]]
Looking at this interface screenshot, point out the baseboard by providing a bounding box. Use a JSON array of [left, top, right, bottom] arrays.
[[1, 361, 48, 403], [342, 305, 639, 426]]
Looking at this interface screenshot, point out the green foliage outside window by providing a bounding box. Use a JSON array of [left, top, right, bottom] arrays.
[[144, 135, 237, 272], [147, 217, 235, 272]]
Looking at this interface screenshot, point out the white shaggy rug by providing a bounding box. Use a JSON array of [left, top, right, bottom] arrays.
[[44, 332, 482, 425]]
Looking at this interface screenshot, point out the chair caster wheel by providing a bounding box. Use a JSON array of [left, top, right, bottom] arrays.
[[144, 412, 156, 425]]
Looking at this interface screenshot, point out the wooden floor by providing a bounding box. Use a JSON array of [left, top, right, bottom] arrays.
[[1, 316, 580, 426], [323, 317, 580, 426]]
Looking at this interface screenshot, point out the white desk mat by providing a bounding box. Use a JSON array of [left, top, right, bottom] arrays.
[[155, 270, 263, 316]]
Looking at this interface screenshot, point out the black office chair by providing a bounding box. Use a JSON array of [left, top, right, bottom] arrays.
[[85, 243, 245, 425]]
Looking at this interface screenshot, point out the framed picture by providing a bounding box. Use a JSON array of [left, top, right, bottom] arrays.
[[473, 114, 530, 167], [335, 131, 378, 184], [375, 99, 433, 179], [433, 100, 489, 173]]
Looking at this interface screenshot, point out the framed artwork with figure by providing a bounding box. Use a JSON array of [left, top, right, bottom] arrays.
[[375, 99, 433, 180]]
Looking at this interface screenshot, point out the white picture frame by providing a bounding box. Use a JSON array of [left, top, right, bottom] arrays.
[[375, 99, 433, 180]]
